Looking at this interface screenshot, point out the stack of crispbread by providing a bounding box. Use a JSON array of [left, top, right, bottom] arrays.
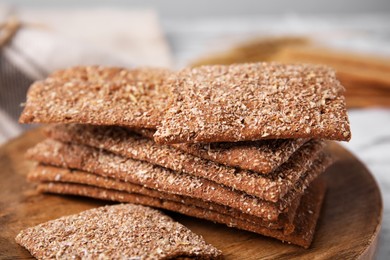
[[19, 63, 350, 248]]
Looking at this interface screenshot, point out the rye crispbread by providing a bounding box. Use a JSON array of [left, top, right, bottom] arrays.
[[172, 138, 308, 174], [28, 164, 301, 231], [15, 203, 222, 259], [154, 62, 351, 144], [27, 139, 285, 220], [27, 139, 332, 221], [45, 124, 323, 201], [35, 178, 326, 248], [125, 126, 309, 174], [19, 66, 172, 129]]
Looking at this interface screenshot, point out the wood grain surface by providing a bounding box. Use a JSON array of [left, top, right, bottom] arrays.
[[191, 37, 390, 109], [0, 128, 382, 259]]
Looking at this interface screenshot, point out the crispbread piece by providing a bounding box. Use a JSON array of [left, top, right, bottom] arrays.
[[27, 139, 332, 220], [26, 140, 283, 220], [28, 164, 301, 231], [19, 66, 172, 129], [35, 178, 326, 248], [46, 124, 322, 201], [15, 204, 222, 259], [173, 138, 309, 174], [282, 178, 326, 248], [154, 62, 351, 144], [126, 126, 309, 174]]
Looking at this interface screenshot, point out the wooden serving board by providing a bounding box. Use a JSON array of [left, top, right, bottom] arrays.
[[0, 129, 382, 259]]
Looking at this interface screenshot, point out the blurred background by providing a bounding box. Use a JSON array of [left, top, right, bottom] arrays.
[[0, 0, 389, 258]]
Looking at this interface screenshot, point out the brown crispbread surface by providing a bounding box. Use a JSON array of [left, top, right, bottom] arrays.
[[46, 124, 323, 201], [131, 127, 157, 139], [47, 124, 309, 176], [154, 62, 351, 144], [27, 139, 332, 220], [19, 66, 172, 129], [28, 164, 301, 230], [282, 178, 326, 249], [26, 139, 285, 220], [173, 138, 309, 174], [35, 178, 326, 248], [128, 126, 309, 174], [15, 203, 222, 259]]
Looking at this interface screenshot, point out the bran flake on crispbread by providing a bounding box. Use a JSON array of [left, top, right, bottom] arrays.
[[154, 62, 351, 144], [19, 66, 172, 129], [15, 203, 222, 259], [46, 124, 323, 201]]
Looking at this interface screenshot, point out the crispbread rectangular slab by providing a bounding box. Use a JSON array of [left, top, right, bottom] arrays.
[[27, 139, 332, 221], [35, 178, 327, 248], [173, 138, 309, 174], [46, 124, 322, 201], [154, 62, 351, 144], [28, 164, 301, 231], [126, 126, 309, 174], [19, 66, 172, 129], [26, 139, 283, 220], [15, 203, 222, 259]]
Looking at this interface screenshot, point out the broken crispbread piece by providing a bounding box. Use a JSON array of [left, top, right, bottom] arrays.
[[45, 124, 322, 201], [154, 62, 351, 144], [19, 66, 172, 129], [15, 204, 222, 259], [34, 177, 326, 248]]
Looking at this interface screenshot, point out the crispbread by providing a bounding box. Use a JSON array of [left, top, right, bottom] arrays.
[[15, 203, 222, 259], [27, 139, 332, 221], [28, 164, 301, 231], [154, 62, 351, 144], [127, 126, 309, 174], [27, 139, 284, 220], [173, 138, 309, 174], [19, 66, 172, 129], [35, 178, 326, 248], [46, 124, 322, 201]]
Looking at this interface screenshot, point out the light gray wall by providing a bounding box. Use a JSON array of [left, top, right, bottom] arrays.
[[2, 0, 390, 18]]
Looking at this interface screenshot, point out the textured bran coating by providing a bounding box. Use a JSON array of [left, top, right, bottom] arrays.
[[173, 138, 308, 174], [27, 139, 283, 220], [28, 165, 301, 231], [128, 126, 309, 174], [15, 204, 222, 259], [46, 124, 322, 201], [35, 178, 326, 248], [27, 139, 332, 221], [19, 66, 172, 129], [154, 62, 351, 144]]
